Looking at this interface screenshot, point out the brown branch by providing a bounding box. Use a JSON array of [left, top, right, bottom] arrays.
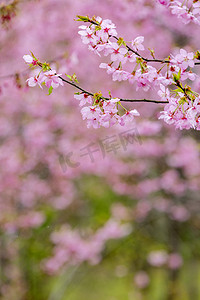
[[87, 19, 200, 65], [59, 76, 168, 104]]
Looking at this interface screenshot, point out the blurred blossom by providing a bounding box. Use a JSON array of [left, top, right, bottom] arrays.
[[44, 220, 131, 274], [134, 271, 150, 289], [153, 198, 170, 213], [168, 253, 183, 269], [169, 205, 190, 222], [17, 212, 45, 229], [1, 0, 200, 297], [134, 201, 152, 221], [147, 250, 168, 267], [111, 203, 131, 220]]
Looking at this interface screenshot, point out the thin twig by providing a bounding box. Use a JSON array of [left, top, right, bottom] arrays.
[[59, 76, 168, 104], [88, 19, 200, 65]]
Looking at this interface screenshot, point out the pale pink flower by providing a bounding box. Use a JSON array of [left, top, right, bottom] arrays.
[[193, 2, 200, 15], [95, 219, 132, 242], [112, 69, 130, 81], [122, 109, 140, 123], [43, 70, 64, 89], [102, 98, 119, 113], [99, 112, 120, 128], [23, 54, 38, 65], [172, 49, 194, 70], [170, 2, 199, 25], [158, 84, 170, 100], [78, 25, 98, 45], [131, 36, 145, 51], [26, 74, 44, 89], [127, 52, 137, 63], [74, 93, 93, 106], [81, 106, 101, 120], [96, 19, 117, 42], [99, 63, 115, 75], [81, 106, 102, 128], [104, 42, 127, 63], [135, 66, 158, 91]]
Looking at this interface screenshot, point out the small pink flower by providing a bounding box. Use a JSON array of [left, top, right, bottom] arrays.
[[122, 109, 140, 123], [78, 25, 99, 45], [172, 49, 194, 70], [99, 63, 115, 75], [26, 74, 44, 89], [112, 70, 130, 81], [158, 84, 170, 100], [43, 70, 64, 89], [23, 54, 38, 65], [80, 106, 103, 128], [104, 42, 127, 63], [74, 93, 93, 107], [96, 19, 117, 42], [131, 36, 145, 51]]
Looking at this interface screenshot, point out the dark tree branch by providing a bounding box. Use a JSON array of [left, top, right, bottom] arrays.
[[59, 76, 168, 104]]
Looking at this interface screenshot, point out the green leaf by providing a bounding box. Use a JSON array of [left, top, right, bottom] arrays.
[[76, 15, 89, 22], [66, 74, 72, 80], [48, 86, 53, 95], [117, 37, 126, 47], [177, 68, 181, 80]]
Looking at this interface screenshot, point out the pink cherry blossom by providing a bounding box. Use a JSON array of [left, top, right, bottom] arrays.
[[23, 54, 38, 65], [96, 19, 117, 42], [78, 25, 99, 45], [26, 74, 44, 89], [104, 42, 128, 63], [122, 109, 140, 124], [43, 70, 64, 89], [131, 36, 145, 51], [171, 49, 194, 70], [74, 93, 93, 106]]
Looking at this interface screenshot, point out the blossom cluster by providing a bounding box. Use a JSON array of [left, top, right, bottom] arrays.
[[23, 54, 63, 93], [23, 15, 200, 131], [159, 86, 200, 130], [74, 92, 140, 129], [78, 16, 197, 88], [44, 220, 131, 274], [78, 15, 200, 130], [78, 16, 159, 92], [24, 53, 140, 129], [158, 0, 200, 25], [147, 250, 183, 269]]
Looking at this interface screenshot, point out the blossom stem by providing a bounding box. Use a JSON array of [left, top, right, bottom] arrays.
[[87, 19, 200, 65], [59, 75, 168, 104]]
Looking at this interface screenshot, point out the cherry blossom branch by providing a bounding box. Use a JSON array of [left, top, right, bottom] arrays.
[[23, 54, 168, 105], [86, 17, 200, 65], [58, 75, 168, 104], [23, 12, 200, 130]]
